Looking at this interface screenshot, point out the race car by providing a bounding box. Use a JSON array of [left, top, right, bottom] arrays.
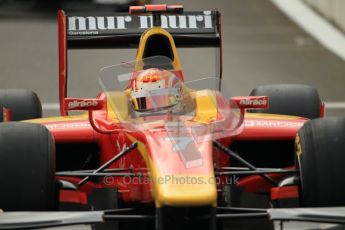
[[1, 4, 345, 230]]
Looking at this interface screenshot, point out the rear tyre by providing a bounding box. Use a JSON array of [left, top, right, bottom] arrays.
[[249, 84, 321, 119], [0, 89, 42, 122], [296, 117, 345, 206], [0, 122, 56, 210]]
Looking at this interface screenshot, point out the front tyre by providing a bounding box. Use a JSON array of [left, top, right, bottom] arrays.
[[0, 122, 56, 210], [296, 117, 345, 206]]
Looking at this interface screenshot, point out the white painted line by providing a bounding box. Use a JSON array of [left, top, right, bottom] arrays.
[[270, 0, 345, 61], [42, 103, 59, 110], [42, 102, 345, 110], [325, 102, 345, 110]]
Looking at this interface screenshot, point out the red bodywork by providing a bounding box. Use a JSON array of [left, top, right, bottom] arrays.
[[43, 94, 306, 205]]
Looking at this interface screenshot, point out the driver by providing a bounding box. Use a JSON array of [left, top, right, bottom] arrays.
[[130, 68, 184, 115]]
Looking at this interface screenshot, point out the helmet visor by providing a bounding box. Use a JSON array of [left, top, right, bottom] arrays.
[[131, 88, 180, 111]]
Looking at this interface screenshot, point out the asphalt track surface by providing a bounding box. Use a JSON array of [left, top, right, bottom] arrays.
[[0, 0, 345, 229]]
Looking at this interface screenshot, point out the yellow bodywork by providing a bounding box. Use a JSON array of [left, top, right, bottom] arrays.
[[127, 134, 217, 208], [135, 26, 182, 71], [193, 90, 218, 124], [106, 91, 129, 121], [24, 114, 88, 123]]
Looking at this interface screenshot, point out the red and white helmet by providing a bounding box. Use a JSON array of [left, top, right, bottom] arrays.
[[130, 68, 182, 112]]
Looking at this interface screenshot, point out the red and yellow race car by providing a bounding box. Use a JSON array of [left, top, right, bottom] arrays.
[[1, 4, 345, 230]]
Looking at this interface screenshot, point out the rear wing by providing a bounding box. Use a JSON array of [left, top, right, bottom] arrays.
[[58, 9, 222, 115], [62, 10, 221, 48]]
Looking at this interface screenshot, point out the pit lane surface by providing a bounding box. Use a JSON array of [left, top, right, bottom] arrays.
[[0, 0, 345, 230]]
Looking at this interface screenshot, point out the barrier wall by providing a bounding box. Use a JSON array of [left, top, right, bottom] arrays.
[[304, 0, 345, 32]]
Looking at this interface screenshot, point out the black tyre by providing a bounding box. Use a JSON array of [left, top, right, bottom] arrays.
[[249, 84, 321, 119], [0, 89, 42, 122], [0, 122, 56, 211], [296, 117, 345, 206]]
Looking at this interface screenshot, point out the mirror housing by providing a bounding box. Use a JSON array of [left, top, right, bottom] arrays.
[[64, 98, 118, 134], [230, 96, 269, 110], [63, 98, 104, 111]]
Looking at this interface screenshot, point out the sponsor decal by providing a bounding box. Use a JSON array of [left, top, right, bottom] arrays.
[[67, 100, 98, 109], [45, 122, 91, 130], [239, 99, 267, 106], [67, 11, 214, 35], [245, 120, 303, 128]]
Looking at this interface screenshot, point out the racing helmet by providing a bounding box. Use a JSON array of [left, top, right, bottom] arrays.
[[130, 68, 182, 112]]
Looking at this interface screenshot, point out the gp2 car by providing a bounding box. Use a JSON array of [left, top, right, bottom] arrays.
[[1, 4, 345, 230]]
